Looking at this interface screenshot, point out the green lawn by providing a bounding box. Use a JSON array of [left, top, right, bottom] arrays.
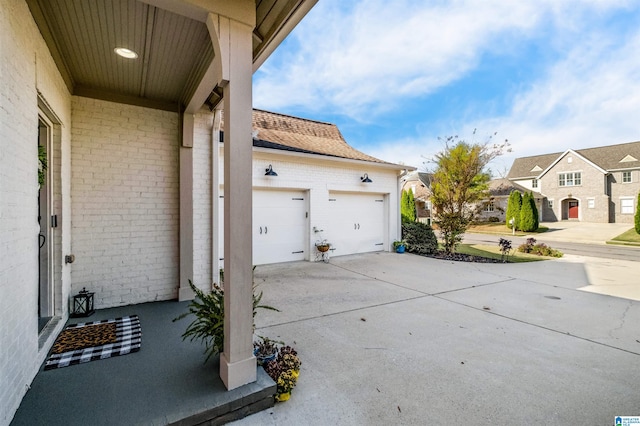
[[467, 223, 549, 237], [455, 244, 554, 263], [609, 228, 640, 245]]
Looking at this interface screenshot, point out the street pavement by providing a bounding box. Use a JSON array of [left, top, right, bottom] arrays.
[[231, 251, 640, 425], [464, 221, 640, 302]]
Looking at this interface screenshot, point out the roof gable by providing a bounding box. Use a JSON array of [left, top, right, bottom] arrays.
[[538, 149, 607, 179], [620, 154, 638, 163]]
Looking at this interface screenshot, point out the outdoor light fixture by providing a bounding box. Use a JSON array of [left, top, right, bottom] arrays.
[[71, 287, 95, 318], [265, 164, 278, 176], [114, 47, 138, 59], [361, 173, 372, 183]]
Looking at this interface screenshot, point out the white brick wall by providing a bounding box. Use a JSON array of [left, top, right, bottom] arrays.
[[70, 97, 180, 308], [211, 145, 402, 273], [1, 1, 72, 424]]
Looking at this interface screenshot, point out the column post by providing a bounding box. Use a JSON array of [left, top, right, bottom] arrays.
[[218, 17, 256, 390]]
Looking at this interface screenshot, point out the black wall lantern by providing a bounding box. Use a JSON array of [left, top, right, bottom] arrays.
[[265, 164, 278, 176], [71, 287, 95, 318], [361, 173, 372, 183]]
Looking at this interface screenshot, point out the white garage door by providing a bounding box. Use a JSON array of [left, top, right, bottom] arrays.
[[253, 189, 307, 265], [220, 189, 308, 265], [326, 192, 385, 257]]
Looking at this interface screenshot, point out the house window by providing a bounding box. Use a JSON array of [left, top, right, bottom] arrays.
[[621, 198, 634, 214], [587, 198, 595, 209], [548, 199, 554, 209], [622, 171, 632, 183], [532, 178, 538, 188], [558, 172, 581, 187], [484, 201, 495, 212]]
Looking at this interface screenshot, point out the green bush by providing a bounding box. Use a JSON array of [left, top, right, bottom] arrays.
[[519, 192, 538, 232], [401, 190, 417, 223], [488, 216, 500, 223], [401, 221, 438, 255], [173, 272, 279, 362], [517, 238, 562, 257], [506, 191, 522, 230], [635, 192, 640, 234]]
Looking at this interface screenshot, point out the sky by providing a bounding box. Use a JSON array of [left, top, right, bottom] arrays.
[[253, 0, 640, 176]]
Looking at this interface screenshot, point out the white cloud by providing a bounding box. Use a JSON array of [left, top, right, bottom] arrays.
[[473, 28, 640, 171], [255, 0, 545, 118], [254, 0, 640, 176]]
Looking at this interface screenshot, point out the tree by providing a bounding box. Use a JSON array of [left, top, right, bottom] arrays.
[[635, 192, 640, 234], [505, 191, 522, 231], [401, 190, 417, 223], [519, 192, 538, 232], [430, 134, 509, 253]]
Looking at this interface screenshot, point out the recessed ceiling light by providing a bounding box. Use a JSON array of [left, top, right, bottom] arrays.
[[114, 47, 138, 59]]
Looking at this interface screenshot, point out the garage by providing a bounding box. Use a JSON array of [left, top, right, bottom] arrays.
[[220, 189, 308, 265], [326, 192, 386, 257]]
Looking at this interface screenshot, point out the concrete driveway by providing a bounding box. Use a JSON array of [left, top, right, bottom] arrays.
[[234, 252, 640, 425], [536, 221, 632, 244]]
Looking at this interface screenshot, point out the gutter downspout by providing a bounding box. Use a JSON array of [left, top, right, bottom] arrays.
[[397, 169, 409, 242]]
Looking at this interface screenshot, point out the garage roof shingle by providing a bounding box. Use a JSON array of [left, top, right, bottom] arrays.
[[250, 109, 390, 164]]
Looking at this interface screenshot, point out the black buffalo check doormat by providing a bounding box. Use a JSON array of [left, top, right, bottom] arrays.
[[44, 315, 141, 370]]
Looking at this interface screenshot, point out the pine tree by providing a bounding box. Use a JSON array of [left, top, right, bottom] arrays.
[[505, 191, 522, 231], [530, 192, 539, 231], [401, 190, 416, 223], [520, 192, 537, 232], [407, 190, 416, 222]]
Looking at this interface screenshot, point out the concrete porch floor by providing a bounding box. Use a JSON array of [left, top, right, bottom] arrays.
[[11, 301, 275, 426]]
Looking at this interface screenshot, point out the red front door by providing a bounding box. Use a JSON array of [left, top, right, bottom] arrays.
[[568, 201, 579, 219]]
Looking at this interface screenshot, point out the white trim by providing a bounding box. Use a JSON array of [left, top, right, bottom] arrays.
[[557, 171, 583, 187], [250, 145, 413, 171], [620, 197, 635, 214], [538, 149, 607, 179]]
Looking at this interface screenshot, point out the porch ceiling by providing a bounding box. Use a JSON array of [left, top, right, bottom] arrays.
[[26, 0, 316, 112]]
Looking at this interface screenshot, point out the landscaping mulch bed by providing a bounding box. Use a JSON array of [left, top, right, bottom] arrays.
[[424, 251, 505, 263]]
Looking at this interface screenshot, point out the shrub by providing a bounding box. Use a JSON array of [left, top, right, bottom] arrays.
[[520, 192, 539, 232], [488, 216, 500, 223], [506, 191, 522, 230], [498, 237, 512, 262], [517, 238, 562, 257], [401, 221, 438, 255]]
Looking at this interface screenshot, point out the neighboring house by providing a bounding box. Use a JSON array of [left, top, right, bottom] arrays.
[[508, 141, 640, 223], [476, 178, 545, 223], [1, 0, 321, 422], [401, 171, 434, 224]]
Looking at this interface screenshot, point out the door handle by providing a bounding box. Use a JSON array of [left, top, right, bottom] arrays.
[[265, 226, 268, 234], [260, 226, 262, 234], [357, 223, 360, 230], [354, 223, 357, 230]]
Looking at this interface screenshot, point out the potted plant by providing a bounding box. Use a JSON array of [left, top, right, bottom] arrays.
[[263, 344, 302, 402], [173, 268, 279, 363], [253, 336, 279, 366], [393, 240, 407, 253], [315, 240, 331, 252]]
